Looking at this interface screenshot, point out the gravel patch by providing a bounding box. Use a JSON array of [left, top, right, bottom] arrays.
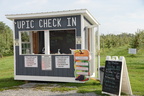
[[0, 83, 98, 96]]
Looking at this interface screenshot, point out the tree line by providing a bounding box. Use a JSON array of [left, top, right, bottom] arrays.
[[100, 29, 144, 49], [0, 22, 13, 56]]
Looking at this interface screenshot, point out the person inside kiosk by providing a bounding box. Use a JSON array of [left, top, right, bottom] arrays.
[[20, 29, 75, 55]]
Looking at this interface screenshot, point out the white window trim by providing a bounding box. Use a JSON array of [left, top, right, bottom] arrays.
[[29, 32, 33, 54], [19, 32, 22, 55], [19, 31, 32, 55], [44, 30, 50, 55]]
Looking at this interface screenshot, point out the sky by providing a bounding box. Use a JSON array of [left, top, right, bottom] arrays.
[[0, 0, 144, 34]]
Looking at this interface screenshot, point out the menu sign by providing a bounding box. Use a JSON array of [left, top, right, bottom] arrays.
[[102, 61, 122, 95], [74, 50, 90, 81], [102, 56, 133, 96]]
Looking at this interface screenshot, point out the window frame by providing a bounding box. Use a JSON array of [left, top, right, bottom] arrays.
[[19, 31, 33, 55], [19, 29, 76, 55]]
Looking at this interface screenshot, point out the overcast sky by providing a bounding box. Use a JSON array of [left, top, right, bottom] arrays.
[[0, 0, 144, 34]]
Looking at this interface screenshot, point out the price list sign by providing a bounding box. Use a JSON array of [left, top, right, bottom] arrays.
[[74, 50, 90, 82], [102, 61, 122, 95]]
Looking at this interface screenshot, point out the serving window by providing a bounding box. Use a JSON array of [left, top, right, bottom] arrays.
[[20, 29, 75, 55], [50, 30, 75, 54]]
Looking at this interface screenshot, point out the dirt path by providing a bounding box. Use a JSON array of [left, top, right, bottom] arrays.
[[0, 83, 97, 96]]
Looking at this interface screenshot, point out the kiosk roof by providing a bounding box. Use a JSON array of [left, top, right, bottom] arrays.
[[6, 9, 99, 25]]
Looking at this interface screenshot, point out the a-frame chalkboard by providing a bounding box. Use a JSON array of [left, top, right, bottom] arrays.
[[102, 60, 122, 95], [102, 56, 133, 96]]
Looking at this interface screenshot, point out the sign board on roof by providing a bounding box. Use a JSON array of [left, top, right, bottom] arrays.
[[14, 16, 80, 30]]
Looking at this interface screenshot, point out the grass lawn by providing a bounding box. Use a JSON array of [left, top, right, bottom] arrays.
[[0, 56, 24, 91], [0, 45, 144, 95]]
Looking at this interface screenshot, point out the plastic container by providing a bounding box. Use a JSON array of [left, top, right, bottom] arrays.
[[100, 66, 105, 84]]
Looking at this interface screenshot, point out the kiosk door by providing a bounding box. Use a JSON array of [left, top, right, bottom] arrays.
[[32, 32, 39, 54], [85, 28, 91, 50], [32, 31, 44, 54], [85, 27, 96, 77]]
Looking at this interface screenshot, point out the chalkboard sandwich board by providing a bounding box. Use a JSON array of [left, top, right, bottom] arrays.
[[102, 60, 122, 95], [102, 56, 133, 96]]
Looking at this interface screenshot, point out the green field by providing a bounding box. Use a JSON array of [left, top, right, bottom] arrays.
[[0, 46, 144, 95]]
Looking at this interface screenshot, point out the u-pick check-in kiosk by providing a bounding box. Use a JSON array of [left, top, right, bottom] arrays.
[[6, 9, 100, 82]]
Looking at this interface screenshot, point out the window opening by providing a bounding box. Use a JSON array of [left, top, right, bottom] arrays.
[[50, 30, 75, 54], [20, 30, 75, 55], [21, 31, 31, 54], [20, 31, 44, 54]]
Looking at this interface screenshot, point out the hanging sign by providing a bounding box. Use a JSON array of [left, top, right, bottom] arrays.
[[24, 56, 38, 67], [74, 50, 90, 81], [102, 56, 133, 96]]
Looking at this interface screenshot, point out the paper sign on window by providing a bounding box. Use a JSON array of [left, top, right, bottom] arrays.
[[55, 56, 70, 68], [25, 56, 38, 67], [41, 56, 52, 70]]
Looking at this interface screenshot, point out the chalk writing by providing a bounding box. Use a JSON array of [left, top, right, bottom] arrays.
[[102, 61, 122, 95]]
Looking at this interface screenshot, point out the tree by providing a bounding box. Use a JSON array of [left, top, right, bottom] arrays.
[[100, 33, 134, 49], [0, 21, 13, 56], [129, 30, 144, 49]]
